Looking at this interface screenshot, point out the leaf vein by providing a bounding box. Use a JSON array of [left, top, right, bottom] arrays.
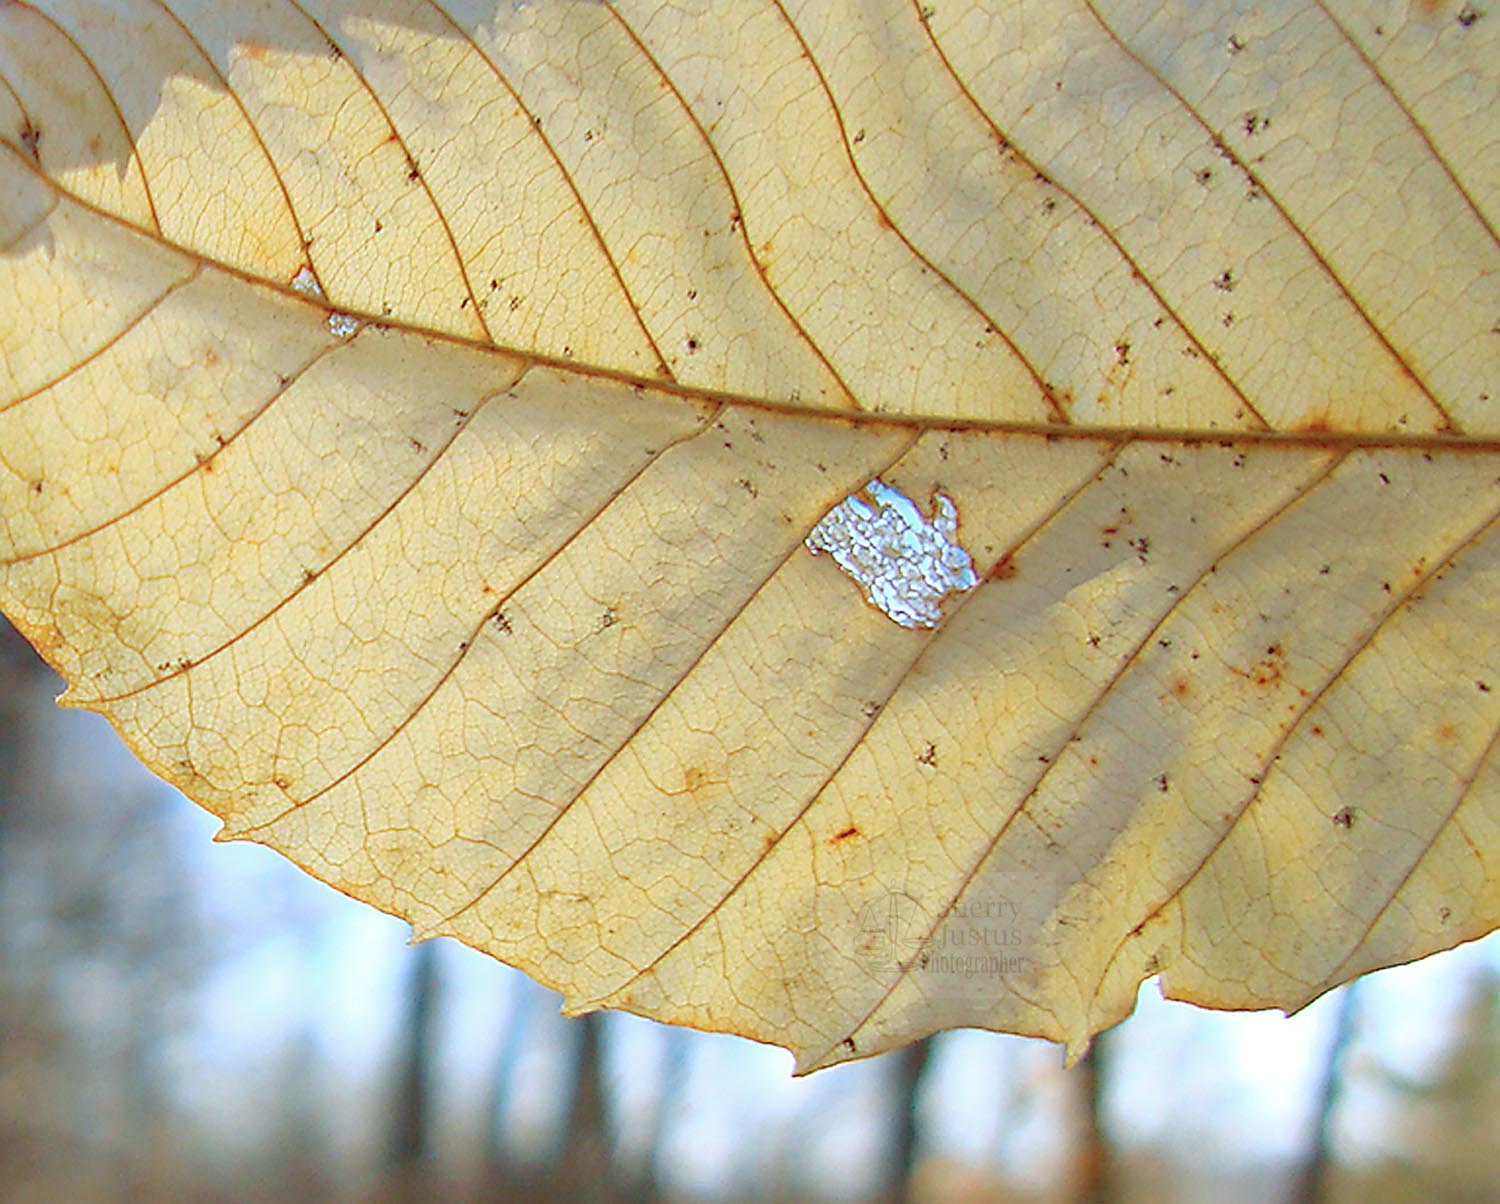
[[28, 1, 162, 234], [1079, 0, 1457, 432], [2, 255, 196, 416], [604, 4, 859, 407], [150, 0, 313, 275], [590, 439, 1129, 1009], [1083, 492, 1500, 1014], [913, 0, 1270, 430], [1, 317, 330, 568], [829, 449, 1349, 1060], [424, 0, 673, 379], [236, 401, 726, 832], [769, 0, 1063, 420], [1314, 0, 1500, 253], [431, 426, 926, 932]]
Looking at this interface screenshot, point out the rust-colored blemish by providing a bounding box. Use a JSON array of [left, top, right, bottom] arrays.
[[1166, 674, 1192, 701], [988, 553, 1018, 582], [1231, 644, 1286, 689], [683, 765, 711, 794], [831, 825, 860, 844]]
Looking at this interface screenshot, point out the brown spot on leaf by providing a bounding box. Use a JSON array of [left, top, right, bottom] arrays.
[[831, 825, 860, 844], [1232, 644, 1286, 689], [19, 119, 40, 161], [988, 553, 1018, 581]]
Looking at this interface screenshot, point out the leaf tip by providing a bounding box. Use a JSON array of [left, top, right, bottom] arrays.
[[1060, 1035, 1093, 1069], [559, 998, 604, 1020], [407, 920, 442, 945]]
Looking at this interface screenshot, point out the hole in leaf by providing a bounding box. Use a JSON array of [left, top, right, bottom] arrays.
[[325, 312, 360, 339], [805, 479, 978, 629], [289, 267, 359, 339]]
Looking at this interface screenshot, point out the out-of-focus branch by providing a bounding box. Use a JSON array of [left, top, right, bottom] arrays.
[[390, 940, 442, 1174], [1076, 1027, 1115, 1204], [886, 1037, 934, 1204], [559, 1011, 614, 1204], [1289, 983, 1360, 1204]]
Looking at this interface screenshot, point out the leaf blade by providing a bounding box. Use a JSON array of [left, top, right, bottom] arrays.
[[3, 0, 1498, 1069]]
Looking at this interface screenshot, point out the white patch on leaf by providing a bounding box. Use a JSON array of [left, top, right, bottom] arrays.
[[806, 479, 978, 629], [289, 267, 359, 339], [325, 312, 360, 339], [289, 266, 323, 298]]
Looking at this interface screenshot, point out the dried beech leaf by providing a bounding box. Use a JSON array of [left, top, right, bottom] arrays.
[[2, 0, 1498, 1070]]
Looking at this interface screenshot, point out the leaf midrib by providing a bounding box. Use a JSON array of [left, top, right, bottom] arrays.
[[7, 144, 1498, 454]]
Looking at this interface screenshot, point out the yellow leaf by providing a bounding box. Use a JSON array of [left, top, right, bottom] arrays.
[[3, 0, 1499, 1071]]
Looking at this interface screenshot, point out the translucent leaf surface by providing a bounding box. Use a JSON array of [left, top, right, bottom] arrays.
[[2, 0, 1498, 1070]]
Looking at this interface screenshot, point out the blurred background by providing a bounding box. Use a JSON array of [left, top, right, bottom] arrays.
[[3, 614, 1498, 1204]]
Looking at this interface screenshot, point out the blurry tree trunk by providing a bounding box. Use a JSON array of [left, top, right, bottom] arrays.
[[0, 620, 38, 1186], [390, 939, 441, 1174], [885, 1037, 933, 1203], [112, 790, 196, 1204], [1076, 1027, 1115, 1204], [115, 974, 164, 1204], [629, 1029, 688, 1204], [272, 1019, 331, 1201], [0, 617, 41, 877], [0, 618, 33, 940], [1289, 984, 1360, 1204], [558, 1011, 613, 1204], [481, 977, 537, 1198]]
